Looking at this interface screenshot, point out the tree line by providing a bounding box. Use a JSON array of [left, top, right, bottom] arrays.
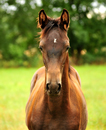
[[0, 0, 106, 67]]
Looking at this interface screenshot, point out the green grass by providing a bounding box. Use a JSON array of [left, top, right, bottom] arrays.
[[0, 66, 106, 130], [75, 65, 106, 130]]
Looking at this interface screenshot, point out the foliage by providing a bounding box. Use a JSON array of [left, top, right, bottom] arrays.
[[0, 0, 106, 67], [0, 66, 106, 129], [81, 52, 105, 64]]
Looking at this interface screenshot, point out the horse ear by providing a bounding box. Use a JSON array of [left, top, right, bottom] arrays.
[[38, 9, 48, 29], [60, 9, 69, 31]]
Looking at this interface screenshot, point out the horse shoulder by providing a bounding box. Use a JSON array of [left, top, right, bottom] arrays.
[[69, 66, 81, 87], [30, 66, 45, 93], [26, 66, 45, 128], [69, 66, 88, 130]]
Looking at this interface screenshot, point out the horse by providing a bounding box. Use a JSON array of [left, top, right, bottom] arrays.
[[25, 9, 88, 130]]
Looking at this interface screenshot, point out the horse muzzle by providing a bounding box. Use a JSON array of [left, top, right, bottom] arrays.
[[46, 82, 61, 96]]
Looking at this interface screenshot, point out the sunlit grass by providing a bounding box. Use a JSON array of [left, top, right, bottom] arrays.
[[75, 65, 106, 130], [0, 66, 106, 130], [0, 68, 36, 130]]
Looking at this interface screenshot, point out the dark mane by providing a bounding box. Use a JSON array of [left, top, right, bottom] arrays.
[[44, 19, 60, 33], [39, 18, 63, 38]]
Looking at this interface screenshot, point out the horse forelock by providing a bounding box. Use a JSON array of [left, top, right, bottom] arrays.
[[39, 18, 62, 38]]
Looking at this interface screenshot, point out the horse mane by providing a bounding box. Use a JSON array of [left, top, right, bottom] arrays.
[[44, 20, 59, 33], [38, 17, 62, 38]]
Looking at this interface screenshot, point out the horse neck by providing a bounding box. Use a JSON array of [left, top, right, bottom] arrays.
[[62, 53, 69, 80], [62, 53, 70, 100]]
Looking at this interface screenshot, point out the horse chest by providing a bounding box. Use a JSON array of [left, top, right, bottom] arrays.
[[43, 117, 79, 130], [30, 108, 80, 130]]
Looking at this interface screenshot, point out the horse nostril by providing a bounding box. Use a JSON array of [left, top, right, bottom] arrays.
[[46, 83, 50, 91], [57, 83, 61, 92]]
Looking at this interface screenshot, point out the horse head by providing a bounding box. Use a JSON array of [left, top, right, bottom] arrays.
[[38, 9, 70, 96]]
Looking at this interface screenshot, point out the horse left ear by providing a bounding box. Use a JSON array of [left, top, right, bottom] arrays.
[[60, 9, 69, 31]]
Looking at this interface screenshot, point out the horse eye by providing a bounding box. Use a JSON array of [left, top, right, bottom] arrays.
[[39, 46, 43, 51], [66, 46, 70, 51]]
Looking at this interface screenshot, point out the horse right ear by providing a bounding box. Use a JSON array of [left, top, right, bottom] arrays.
[[38, 9, 48, 29]]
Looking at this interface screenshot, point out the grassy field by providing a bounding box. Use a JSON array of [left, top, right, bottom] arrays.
[[0, 65, 106, 130]]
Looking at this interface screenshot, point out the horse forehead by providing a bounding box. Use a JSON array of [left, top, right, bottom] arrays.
[[48, 33, 63, 49], [48, 30, 60, 38], [45, 31, 63, 55], [40, 29, 69, 47], [48, 32, 61, 44], [47, 29, 69, 43]]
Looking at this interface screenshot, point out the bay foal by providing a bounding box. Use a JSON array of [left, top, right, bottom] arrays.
[[26, 9, 88, 130]]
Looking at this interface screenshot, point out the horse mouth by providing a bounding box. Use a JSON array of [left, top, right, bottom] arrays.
[[47, 88, 61, 96], [47, 91, 61, 96]]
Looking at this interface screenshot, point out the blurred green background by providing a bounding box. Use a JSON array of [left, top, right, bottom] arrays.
[[0, 0, 106, 67], [0, 0, 106, 130]]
